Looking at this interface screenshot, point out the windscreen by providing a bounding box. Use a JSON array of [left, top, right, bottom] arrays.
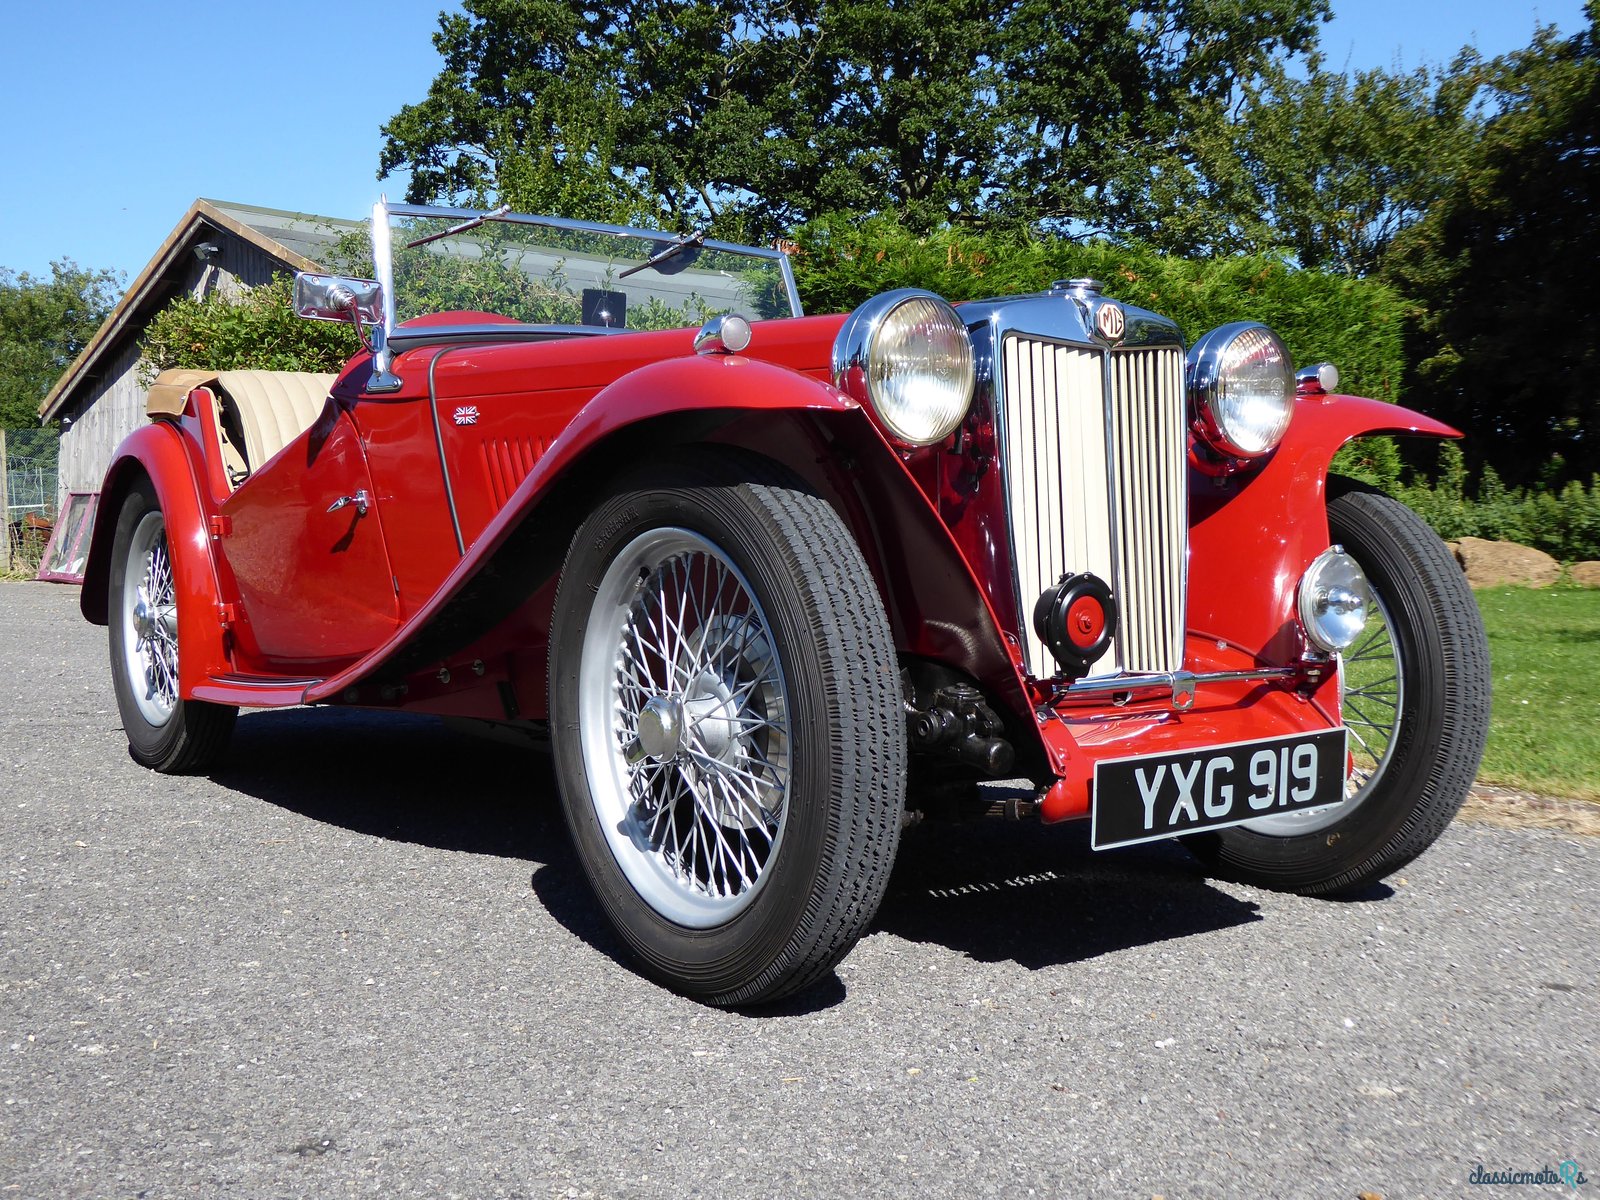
[[375, 209, 799, 331]]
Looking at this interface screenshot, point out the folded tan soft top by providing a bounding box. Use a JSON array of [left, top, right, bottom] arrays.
[[145, 369, 221, 418]]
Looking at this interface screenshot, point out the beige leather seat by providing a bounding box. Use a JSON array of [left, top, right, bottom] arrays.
[[145, 368, 339, 489], [216, 370, 338, 471]]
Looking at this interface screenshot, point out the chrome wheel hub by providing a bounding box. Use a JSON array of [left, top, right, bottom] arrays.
[[634, 696, 686, 761], [132, 593, 157, 642], [119, 511, 180, 728], [682, 668, 743, 763]]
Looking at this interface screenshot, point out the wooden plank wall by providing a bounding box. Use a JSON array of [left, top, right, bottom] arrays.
[[58, 340, 145, 498]]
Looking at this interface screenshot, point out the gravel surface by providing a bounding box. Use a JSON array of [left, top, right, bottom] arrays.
[[2, 580, 1596, 1199]]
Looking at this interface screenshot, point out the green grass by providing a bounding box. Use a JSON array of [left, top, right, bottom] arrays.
[[1474, 586, 1600, 802]]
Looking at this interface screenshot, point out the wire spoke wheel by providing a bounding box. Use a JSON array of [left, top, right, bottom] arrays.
[[107, 483, 235, 773], [1339, 597, 1402, 790], [119, 511, 180, 727], [549, 451, 904, 1006], [582, 528, 791, 927]]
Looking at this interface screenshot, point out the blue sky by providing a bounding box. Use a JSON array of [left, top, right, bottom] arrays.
[[0, 0, 1590, 284]]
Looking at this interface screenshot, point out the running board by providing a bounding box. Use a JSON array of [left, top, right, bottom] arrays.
[[191, 673, 323, 707]]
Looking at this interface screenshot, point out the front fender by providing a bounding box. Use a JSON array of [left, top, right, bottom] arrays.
[[79, 422, 233, 695], [308, 354, 1030, 736], [1188, 393, 1460, 662]]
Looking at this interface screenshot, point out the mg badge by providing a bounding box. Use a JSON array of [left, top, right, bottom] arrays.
[[1094, 303, 1126, 343], [453, 406, 480, 426]]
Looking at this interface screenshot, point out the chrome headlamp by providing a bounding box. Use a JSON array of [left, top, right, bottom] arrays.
[[831, 289, 975, 446], [1187, 322, 1293, 458], [1298, 546, 1371, 653]]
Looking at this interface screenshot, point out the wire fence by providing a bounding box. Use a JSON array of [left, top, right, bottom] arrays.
[[3, 428, 60, 575]]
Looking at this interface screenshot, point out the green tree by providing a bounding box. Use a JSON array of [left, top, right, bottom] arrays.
[[986, 0, 1327, 251], [1221, 55, 1486, 275], [0, 260, 122, 429], [379, 0, 829, 239], [379, 0, 1329, 246], [1386, 4, 1600, 484]]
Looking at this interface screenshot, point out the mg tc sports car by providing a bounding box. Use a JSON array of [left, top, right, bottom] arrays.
[[79, 201, 1490, 1005]]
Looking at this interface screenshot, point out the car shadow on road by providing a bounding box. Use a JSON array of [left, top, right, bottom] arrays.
[[214, 707, 657, 986], [873, 817, 1266, 971], [214, 708, 565, 861], [210, 708, 1318, 1001]]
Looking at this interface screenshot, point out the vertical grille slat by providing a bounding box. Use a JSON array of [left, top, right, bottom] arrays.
[[999, 336, 1187, 679]]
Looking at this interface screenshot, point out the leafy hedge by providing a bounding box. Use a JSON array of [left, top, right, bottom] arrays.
[[791, 213, 1409, 405], [138, 275, 357, 385], [1398, 442, 1600, 561]]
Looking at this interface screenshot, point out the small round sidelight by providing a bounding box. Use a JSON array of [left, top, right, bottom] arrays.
[[832, 289, 975, 446], [1187, 322, 1294, 458], [694, 312, 753, 355], [1298, 546, 1371, 653], [1296, 362, 1340, 395]]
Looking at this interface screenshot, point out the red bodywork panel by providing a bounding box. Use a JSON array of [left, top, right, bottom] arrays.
[[80, 313, 1457, 817]]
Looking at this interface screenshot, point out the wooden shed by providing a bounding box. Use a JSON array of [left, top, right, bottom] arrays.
[[38, 199, 359, 511]]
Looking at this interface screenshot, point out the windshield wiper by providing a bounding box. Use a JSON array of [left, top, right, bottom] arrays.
[[619, 230, 706, 279], [405, 204, 513, 249]]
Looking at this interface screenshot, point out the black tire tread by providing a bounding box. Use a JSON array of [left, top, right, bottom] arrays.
[[1316, 484, 1489, 894], [149, 702, 238, 775], [723, 463, 904, 1003]]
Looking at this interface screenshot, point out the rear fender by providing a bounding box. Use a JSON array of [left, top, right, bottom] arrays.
[[310, 355, 1031, 737], [80, 422, 232, 694], [1188, 393, 1460, 663]]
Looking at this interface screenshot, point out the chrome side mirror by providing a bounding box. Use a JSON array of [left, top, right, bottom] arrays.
[[293, 273, 384, 326], [292, 272, 401, 392]]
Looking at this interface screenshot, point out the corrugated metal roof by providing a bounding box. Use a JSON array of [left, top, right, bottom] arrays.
[[203, 200, 362, 265]]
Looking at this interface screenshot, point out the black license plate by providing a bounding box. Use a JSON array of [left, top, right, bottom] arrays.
[[1091, 728, 1348, 850]]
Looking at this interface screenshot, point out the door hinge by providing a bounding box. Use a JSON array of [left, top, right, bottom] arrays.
[[209, 515, 232, 538]]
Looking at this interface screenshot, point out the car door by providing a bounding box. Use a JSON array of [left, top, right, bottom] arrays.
[[220, 403, 400, 666]]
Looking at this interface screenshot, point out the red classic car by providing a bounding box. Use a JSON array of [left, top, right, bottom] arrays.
[[80, 201, 1489, 1005]]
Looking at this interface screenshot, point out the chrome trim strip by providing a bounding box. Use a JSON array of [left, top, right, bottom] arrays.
[[426, 348, 467, 557], [370, 200, 401, 390], [210, 675, 323, 688], [1064, 667, 1298, 695]]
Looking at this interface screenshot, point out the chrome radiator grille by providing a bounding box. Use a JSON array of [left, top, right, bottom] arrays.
[[998, 335, 1188, 679]]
